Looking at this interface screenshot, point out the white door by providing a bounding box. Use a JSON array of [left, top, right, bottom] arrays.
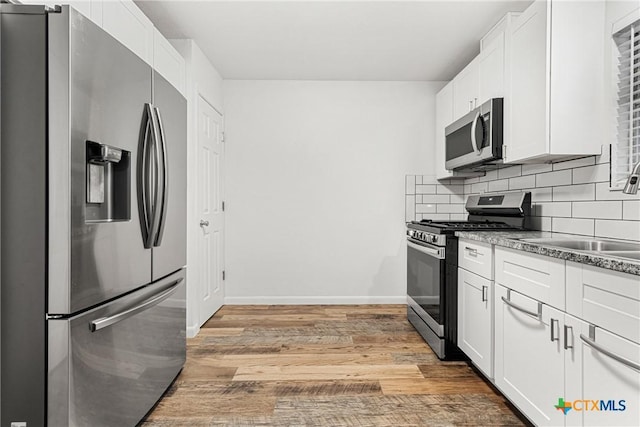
[[197, 96, 224, 325]]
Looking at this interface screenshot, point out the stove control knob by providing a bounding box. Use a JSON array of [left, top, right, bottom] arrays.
[[431, 235, 438, 243]]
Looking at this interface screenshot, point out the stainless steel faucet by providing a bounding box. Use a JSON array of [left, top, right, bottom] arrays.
[[623, 159, 640, 194]]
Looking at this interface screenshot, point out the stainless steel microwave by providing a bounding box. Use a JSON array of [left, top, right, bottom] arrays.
[[445, 98, 503, 171]]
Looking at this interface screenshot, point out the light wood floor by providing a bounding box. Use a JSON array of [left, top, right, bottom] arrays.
[[141, 305, 527, 426]]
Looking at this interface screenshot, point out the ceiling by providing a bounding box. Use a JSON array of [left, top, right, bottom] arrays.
[[136, 0, 532, 81]]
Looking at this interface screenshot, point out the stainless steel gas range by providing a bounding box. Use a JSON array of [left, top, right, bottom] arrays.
[[406, 192, 531, 360]]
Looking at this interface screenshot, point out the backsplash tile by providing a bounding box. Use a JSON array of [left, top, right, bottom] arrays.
[[405, 145, 640, 241]]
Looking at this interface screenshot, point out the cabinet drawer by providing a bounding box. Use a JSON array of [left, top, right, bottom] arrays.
[[566, 262, 640, 344], [459, 239, 493, 280], [495, 247, 565, 310]]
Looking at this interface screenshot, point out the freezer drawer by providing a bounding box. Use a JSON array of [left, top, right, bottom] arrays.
[[48, 269, 186, 427]]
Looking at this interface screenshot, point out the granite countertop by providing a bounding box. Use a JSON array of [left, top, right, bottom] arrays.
[[455, 230, 640, 276]]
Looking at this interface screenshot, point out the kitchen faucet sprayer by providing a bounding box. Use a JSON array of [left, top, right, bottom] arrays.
[[622, 159, 640, 194]]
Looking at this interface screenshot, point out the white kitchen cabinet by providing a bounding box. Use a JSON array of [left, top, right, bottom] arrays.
[[478, 31, 505, 103], [153, 28, 186, 96], [452, 57, 479, 119], [494, 284, 565, 426], [459, 239, 493, 280], [564, 314, 640, 427], [19, 0, 99, 25], [458, 268, 493, 378], [505, 0, 605, 164], [495, 246, 565, 310], [566, 262, 640, 345], [102, 0, 154, 65]]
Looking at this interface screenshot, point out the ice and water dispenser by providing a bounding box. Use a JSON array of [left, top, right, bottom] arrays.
[[86, 141, 131, 222]]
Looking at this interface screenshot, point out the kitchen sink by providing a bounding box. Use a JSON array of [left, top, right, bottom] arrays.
[[520, 237, 640, 262], [521, 238, 640, 252], [604, 251, 640, 261]]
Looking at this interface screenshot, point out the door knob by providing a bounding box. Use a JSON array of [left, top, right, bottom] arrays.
[[200, 220, 209, 227]]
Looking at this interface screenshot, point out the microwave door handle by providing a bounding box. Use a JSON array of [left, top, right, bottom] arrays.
[[470, 111, 481, 155]]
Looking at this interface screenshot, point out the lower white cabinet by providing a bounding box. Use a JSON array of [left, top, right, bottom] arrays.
[[458, 268, 493, 378], [564, 315, 640, 427], [494, 284, 566, 426]]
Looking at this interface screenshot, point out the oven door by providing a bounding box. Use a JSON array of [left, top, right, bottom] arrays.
[[406, 238, 446, 337]]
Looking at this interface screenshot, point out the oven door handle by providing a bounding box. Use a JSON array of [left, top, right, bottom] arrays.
[[407, 240, 445, 260]]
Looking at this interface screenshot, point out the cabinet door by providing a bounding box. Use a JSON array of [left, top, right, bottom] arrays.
[[153, 28, 186, 96], [505, 0, 548, 163], [435, 82, 454, 180], [452, 57, 479, 119], [478, 30, 505, 103], [494, 284, 565, 426], [564, 315, 640, 427], [102, 0, 154, 65], [458, 269, 493, 378]]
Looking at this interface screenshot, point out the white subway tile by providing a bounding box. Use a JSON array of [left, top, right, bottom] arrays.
[[534, 202, 572, 218], [572, 201, 622, 220], [416, 175, 423, 185], [471, 182, 488, 194], [422, 194, 450, 204], [464, 184, 474, 194], [595, 220, 640, 241], [553, 156, 596, 171], [421, 175, 438, 185], [552, 184, 595, 201], [437, 204, 465, 214], [529, 216, 552, 232], [522, 163, 553, 175], [478, 170, 498, 182], [572, 164, 610, 184], [450, 213, 468, 220], [436, 184, 464, 195], [416, 204, 437, 214], [536, 170, 572, 187], [405, 195, 416, 221], [406, 175, 416, 195], [423, 213, 451, 221], [509, 175, 536, 190], [623, 201, 640, 221], [595, 182, 640, 200], [466, 176, 481, 184], [416, 184, 436, 194], [450, 194, 466, 204], [552, 218, 595, 236], [498, 165, 522, 179], [488, 179, 509, 192], [530, 188, 553, 202]]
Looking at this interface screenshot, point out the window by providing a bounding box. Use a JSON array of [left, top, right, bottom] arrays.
[[612, 15, 640, 189]]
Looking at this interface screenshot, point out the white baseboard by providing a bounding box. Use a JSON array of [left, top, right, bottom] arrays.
[[223, 295, 407, 305], [186, 324, 200, 338]]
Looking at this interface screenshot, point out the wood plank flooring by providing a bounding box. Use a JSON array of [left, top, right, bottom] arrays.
[[141, 305, 528, 426]]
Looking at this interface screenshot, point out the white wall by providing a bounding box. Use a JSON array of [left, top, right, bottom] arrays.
[[171, 39, 224, 336], [223, 80, 443, 304]]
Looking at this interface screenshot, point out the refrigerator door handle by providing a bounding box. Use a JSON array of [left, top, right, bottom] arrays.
[[153, 106, 169, 247], [146, 104, 163, 247], [89, 278, 183, 332], [139, 103, 157, 248]]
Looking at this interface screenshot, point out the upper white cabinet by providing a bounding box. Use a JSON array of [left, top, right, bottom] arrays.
[[452, 57, 479, 119], [153, 28, 186, 96], [102, 0, 154, 65], [435, 82, 454, 180], [505, 0, 606, 164], [478, 31, 505, 103], [19, 0, 98, 24]]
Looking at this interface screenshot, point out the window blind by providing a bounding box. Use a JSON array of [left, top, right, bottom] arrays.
[[613, 20, 640, 188]]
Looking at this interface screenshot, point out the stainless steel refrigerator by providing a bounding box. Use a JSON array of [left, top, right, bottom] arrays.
[[1, 4, 187, 426]]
